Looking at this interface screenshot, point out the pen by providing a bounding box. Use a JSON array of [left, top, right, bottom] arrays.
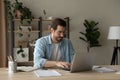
[[7, 56, 11, 61], [9, 55, 13, 61]]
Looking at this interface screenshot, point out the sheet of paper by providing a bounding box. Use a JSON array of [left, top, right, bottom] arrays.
[[93, 67, 116, 73], [34, 69, 61, 77]]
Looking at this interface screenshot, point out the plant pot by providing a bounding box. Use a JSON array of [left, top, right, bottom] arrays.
[[15, 10, 23, 19]]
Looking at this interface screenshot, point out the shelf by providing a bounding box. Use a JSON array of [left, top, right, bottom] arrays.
[[8, 30, 40, 33], [42, 19, 53, 21], [13, 18, 40, 21], [12, 18, 59, 22], [10, 17, 70, 63]]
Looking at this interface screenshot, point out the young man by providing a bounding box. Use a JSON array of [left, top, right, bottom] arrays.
[[33, 18, 74, 69]]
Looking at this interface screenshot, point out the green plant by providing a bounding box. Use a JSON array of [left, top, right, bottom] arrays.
[[5, 0, 34, 25], [5, 0, 33, 38], [43, 9, 47, 19], [12, 0, 23, 14], [12, 0, 34, 25], [79, 19, 101, 52]]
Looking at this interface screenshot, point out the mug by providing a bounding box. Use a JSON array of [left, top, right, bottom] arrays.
[[8, 61, 17, 73]]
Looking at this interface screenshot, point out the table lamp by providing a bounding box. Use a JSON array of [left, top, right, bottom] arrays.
[[108, 26, 120, 65]]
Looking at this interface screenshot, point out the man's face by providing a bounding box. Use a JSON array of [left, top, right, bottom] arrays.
[[51, 25, 66, 43]]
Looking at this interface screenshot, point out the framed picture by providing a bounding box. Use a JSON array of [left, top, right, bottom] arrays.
[[14, 48, 29, 62]]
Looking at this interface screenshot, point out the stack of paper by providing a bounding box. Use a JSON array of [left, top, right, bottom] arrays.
[[93, 67, 116, 73], [34, 69, 61, 77]]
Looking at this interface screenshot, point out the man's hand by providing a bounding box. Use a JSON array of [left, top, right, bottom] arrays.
[[44, 61, 71, 68], [55, 61, 71, 68]]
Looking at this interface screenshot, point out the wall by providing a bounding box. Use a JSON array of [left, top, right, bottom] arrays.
[[14, 0, 120, 64], [0, 0, 7, 67], [0, 0, 2, 67]]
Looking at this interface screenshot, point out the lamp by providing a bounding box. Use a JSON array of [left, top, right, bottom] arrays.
[[108, 26, 120, 65]]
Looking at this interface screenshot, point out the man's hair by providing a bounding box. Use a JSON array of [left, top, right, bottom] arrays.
[[51, 18, 66, 30]]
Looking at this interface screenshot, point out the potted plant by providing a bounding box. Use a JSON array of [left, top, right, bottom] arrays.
[[12, 0, 23, 19], [42, 9, 46, 19], [12, 0, 34, 25], [5, 0, 34, 25], [79, 19, 101, 52], [5, 0, 34, 38]]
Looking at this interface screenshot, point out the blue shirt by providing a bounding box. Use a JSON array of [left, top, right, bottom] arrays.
[[33, 35, 74, 69]]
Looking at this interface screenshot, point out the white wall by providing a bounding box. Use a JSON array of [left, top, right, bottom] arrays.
[[18, 0, 120, 65]]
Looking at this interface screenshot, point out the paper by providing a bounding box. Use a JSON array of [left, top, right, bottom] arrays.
[[34, 69, 61, 77], [116, 71, 120, 74], [93, 67, 116, 73]]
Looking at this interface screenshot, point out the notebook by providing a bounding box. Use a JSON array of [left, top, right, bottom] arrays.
[[62, 52, 94, 73]]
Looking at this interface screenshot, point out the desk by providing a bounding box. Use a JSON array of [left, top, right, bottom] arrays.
[[0, 66, 120, 80]]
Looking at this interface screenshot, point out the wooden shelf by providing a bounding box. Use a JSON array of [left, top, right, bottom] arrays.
[[8, 30, 40, 33], [13, 18, 40, 21], [9, 17, 70, 64], [42, 19, 53, 21]]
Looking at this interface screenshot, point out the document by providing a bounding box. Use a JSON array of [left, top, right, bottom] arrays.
[[34, 69, 61, 77], [93, 66, 116, 73], [116, 71, 120, 74]]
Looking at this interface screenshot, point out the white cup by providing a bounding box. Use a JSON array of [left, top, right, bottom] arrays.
[[8, 61, 17, 73]]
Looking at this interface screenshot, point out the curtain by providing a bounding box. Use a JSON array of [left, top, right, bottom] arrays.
[[0, 0, 7, 67]]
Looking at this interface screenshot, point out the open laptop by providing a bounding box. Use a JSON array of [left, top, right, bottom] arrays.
[[62, 52, 94, 73]]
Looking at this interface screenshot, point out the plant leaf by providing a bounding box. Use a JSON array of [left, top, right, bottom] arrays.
[[79, 32, 85, 35], [79, 37, 87, 42]]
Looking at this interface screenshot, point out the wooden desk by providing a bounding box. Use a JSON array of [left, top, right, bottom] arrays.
[[0, 66, 120, 80]]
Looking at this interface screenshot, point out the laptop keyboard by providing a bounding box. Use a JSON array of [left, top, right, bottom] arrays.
[[61, 67, 70, 71]]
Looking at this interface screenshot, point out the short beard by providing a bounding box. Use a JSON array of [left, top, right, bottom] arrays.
[[56, 38, 63, 42]]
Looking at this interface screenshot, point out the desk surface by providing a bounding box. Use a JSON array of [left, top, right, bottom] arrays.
[[0, 65, 120, 80]]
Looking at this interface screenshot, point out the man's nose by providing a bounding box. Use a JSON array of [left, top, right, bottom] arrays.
[[60, 33, 64, 37]]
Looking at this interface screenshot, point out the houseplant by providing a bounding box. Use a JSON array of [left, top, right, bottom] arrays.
[[79, 19, 101, 52], [5, 0, 34, 37], [5, 0, 33, 61], [5, 0, 34, 25], [12, 0, 34, 25]]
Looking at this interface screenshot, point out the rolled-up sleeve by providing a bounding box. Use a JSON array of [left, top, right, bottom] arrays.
[[33, 38, 47, 69], [68, 40, 74, 62]]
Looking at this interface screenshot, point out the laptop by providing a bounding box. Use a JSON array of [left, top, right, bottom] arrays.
[[62, 52, 94, 73]]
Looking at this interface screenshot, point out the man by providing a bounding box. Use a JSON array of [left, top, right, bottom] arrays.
[[33, 18, 74, 69]]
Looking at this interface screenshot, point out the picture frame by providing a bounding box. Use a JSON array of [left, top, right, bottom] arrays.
[[14, 48, 29, 62]]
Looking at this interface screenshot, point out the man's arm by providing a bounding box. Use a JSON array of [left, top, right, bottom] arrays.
[[33, 38, 47, 69], [68, 39, 75, 62], [44, 61, 71, 68]]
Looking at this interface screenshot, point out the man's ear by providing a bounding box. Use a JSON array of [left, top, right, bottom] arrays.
[[50, 27, 54, 33]]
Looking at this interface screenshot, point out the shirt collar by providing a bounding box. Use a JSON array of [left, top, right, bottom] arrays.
[[48, 34, 52, 44]]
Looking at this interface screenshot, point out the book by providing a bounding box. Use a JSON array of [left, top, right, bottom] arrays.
[[34, 69, 61, 77]]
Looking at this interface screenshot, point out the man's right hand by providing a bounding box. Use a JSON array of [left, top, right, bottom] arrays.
[[44, 61, 71, 69], [55, 61, 71, 69]]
